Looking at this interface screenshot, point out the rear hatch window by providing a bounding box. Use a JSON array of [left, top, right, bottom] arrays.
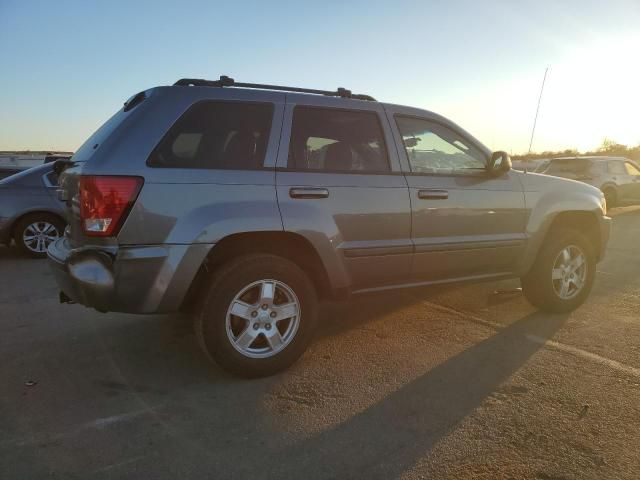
[[62, 90, 148, 245], [72, 91, 146, 163]]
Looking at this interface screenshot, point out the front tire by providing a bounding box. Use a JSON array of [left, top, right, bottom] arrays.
[[195, 254, 318, 378], [521, 228, 596, 313]]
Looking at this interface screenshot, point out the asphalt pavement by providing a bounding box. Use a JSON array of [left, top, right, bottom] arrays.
[[1, 207, 640, 479]]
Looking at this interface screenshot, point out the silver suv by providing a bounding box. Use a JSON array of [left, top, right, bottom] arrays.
[[49, 76, 611, 377], [538, 156, 640, 207]]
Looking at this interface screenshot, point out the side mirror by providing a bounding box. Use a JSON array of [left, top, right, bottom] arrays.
[[488, 151, 512, 176]]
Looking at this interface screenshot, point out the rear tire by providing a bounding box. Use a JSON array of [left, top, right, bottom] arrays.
[[602, 187, 617, 208], [195, 254, 318, 378], [13, 213, 65, 258], [521, 228, 595, 313]]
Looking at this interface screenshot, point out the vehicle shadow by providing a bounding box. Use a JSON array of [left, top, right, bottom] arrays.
[[263, 310, 569, 479], [0, 262, 567, 478], [0, 244, 42, 261], [0, 244, 18, 259], [317, 284, 462, 340]]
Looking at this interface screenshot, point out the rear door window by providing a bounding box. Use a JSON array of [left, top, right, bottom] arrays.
[[287, 107, 389, 172], [148, 101, 274, 170], [609, 161, 627, 175], [545, 159, 590, 175]]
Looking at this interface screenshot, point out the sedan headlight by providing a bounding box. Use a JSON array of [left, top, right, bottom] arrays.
[[600, 194, 607, 215]]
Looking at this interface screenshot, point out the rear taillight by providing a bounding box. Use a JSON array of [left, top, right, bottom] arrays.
[[79, 176, 143, 237]]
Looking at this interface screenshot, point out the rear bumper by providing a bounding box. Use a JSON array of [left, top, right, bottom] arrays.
[[48, 237, 211, 314]]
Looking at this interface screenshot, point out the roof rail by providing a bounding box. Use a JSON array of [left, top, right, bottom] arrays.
[[173, 76, 376, 101]]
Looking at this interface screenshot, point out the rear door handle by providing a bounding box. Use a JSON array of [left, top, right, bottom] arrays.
[[289, 187, 329, 199], [418, 189, 448, 200]]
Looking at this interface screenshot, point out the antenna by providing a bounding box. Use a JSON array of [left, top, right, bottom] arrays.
[[528, 67, 549, 154]]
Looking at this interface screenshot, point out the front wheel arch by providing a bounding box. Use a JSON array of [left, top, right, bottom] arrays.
[[535, 211, 602, 265], [600, 185, 618, 207]]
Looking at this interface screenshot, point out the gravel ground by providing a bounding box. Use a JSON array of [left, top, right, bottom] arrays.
[[1, 206, 640, 479]]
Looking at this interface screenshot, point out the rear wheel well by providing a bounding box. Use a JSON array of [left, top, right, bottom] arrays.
[[181, 231, 332, 312], [544, 211, 601, 259], [600, 185, 618, 206], [11, 211, 66, 239]]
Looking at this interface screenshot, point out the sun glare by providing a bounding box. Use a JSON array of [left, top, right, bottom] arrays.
[[536, 33, 640, 152]]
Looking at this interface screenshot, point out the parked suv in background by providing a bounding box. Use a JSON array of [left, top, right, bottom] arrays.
[[49, 77, 611, 377], [539, 156, 640, 207]]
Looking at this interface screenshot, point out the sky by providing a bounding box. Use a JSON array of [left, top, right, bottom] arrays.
[[1, 0, 639, 154]]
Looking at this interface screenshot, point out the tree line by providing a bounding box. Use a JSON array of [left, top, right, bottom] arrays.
[[512, 139, 640, 162]]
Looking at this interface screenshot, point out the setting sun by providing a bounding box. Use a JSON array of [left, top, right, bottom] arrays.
[[535, 33, 640, 152]]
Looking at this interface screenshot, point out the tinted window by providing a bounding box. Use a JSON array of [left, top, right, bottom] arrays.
[[545, 159, 590, 175], [609, 161, 626, 175], [288, 107, 389, 172], [148, 101, 273, 169], [395, 117, 486, 174], [625, 162, 640, 176], [45, 171, 59, 186]]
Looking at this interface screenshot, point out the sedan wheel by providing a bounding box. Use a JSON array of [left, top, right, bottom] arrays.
[[23, 221, 61, 254], [14, 214, 65, 258]]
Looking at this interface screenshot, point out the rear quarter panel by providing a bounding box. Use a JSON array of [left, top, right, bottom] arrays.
[[72, 87, 287, 246]]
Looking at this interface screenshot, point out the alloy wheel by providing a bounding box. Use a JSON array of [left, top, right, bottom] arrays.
[[225, 279, 301, 359], [551, 245, 587, 300], [22, 221, 60, 254]]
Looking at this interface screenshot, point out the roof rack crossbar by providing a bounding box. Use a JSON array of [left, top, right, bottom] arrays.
[[173, 76, 376, 101]]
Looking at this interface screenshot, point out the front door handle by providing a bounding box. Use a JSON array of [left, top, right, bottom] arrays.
[[418, 189, 449, 200], [289, 187, 329, 199]]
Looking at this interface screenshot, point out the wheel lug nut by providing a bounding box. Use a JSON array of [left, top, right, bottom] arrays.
[[265, 323, 271, 330], [270, 311, 276, 318], [251, 311, 258, 318], [253, 323, 259, 330], [261, 304, 268, 310]]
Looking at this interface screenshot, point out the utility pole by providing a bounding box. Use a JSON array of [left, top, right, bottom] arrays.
[[528, 67, 549, 154]]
